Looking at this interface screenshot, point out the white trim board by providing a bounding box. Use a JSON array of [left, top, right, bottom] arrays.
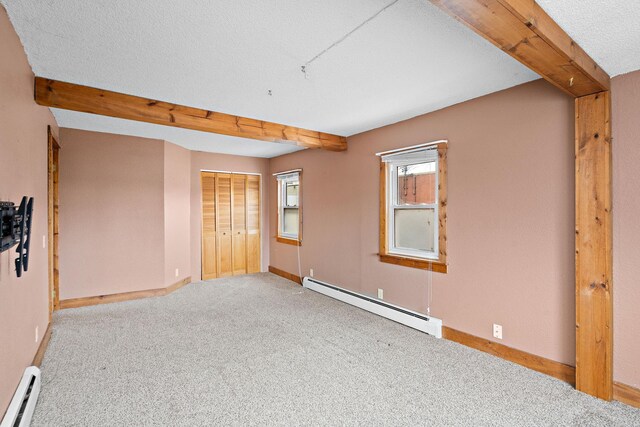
[[375, 139, 448, 157], [302, 277, 442, 338]]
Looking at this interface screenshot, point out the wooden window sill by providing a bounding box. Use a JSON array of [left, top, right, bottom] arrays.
[[379, 253, 447, 273], [277, 236, 302, 246]]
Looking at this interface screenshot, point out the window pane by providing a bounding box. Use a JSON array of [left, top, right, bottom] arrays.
[[397, 161, 436, 205], [394, 208, 435, 252], [283, 208, 299, 236], [285, 182, 299, 207]]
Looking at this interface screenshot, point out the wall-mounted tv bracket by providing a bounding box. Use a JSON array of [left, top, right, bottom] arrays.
[[0, 197, 34, 277]]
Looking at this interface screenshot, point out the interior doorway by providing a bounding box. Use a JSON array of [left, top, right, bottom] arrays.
[[201, 171, 261, 279], [47, 126, 60, 318]]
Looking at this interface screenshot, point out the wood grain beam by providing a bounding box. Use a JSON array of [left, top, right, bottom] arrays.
[[428, 0, 614, 401], [34, 77, 347, 151], [575, 91, 612, 400], [429, 0, 610, 97]]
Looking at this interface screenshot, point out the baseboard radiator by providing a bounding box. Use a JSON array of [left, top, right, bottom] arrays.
[[302, 277, 442, 338], [1, 367, 41, 427]]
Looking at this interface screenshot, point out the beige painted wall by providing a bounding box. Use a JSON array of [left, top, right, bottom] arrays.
[[270, 79, 577, 366], [164, 141, 191, 286], [59, 129, 165, 299], [59, 133, 270, 295], [612, 70, 640, 388], [0, 5, 59, 415], [189, 151, 270, 281]]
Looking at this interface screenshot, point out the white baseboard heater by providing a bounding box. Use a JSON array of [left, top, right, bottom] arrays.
[[1, 366, 41, 427], [302, 277, 442, 338]]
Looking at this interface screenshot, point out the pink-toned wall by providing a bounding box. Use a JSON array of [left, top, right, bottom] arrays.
[[270, 79, 577, 366], [59, 129, 165, 299], [612, 70, 640, 388], [164, 141, 191, 286], [189, 151, 270, 281], [59, 132, 270, 295], [0, 5, 59, 415]]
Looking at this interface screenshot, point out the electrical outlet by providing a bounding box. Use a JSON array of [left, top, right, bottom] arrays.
[[42, 235, 46, 249], [35, 326, 39, 343], [309, 268, 314, 277], [377, 288, 384, 300], [175, 268, 179, 278], [493, 324, 503, 340]]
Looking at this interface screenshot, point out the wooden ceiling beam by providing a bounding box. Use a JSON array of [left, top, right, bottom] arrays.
[[428, 0, 614, 401], [429, 0, 610, 97], [34, 77, 347, 151]]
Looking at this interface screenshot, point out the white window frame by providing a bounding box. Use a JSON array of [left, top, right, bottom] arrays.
[[277, 172, 300, 240], [386, 149, 439, 260]]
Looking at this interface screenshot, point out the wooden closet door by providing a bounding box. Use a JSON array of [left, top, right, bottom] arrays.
[[232, 174, 247, 275], [201, 172, 217, 280], [246, 175, 261, 273], [216, 173, 233, 277]]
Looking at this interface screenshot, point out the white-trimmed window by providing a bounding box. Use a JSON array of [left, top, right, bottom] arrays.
[[275, 171, 302, 245], [378, 142, 447, 272]]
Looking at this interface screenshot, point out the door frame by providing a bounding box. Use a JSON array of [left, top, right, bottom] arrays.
[[47, 126, 60, 317]]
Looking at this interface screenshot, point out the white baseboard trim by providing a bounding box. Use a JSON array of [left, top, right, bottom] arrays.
[[302, 277, 442, 338]]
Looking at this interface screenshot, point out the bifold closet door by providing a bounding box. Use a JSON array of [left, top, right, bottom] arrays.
[[201, 172, 217, 280], [216, 173, 233, 277], [201, 172, 260, 279], [246, 175, 260, 274], [232, 174, 247, 275]]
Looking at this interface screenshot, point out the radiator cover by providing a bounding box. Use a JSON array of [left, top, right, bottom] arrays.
[[1, 366, 41, 427], [303, 277, 442, 338]]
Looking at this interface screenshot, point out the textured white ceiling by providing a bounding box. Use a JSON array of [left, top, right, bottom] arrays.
[[2, 0, 540, 156], [537, 0, 640, 78]]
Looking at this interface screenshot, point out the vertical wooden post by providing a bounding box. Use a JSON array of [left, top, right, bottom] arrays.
[[47, 126, 61, 316], [575, 91, 613, 400]]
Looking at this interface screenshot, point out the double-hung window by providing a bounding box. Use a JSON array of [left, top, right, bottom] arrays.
[[379, 142, 447, 272], [275, 170, 302, 245]]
